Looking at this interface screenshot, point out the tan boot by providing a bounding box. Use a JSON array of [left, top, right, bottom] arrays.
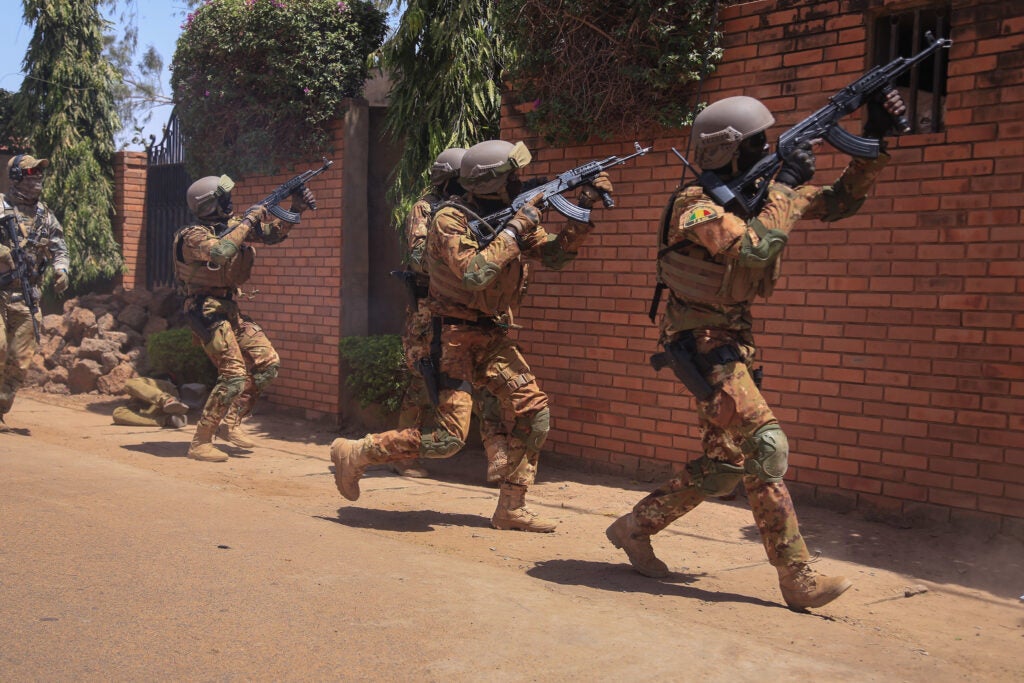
[[388, 459, 429, 478], [605, 513, 669, 578], [159, 395, 190, 415], [777, 562, 852, 610], [330, 436, 375, 501], [483, 435, 509, 487], [188, 422, 227, 462], [490, 483, 556, 533], [219, 406, 256, 448]]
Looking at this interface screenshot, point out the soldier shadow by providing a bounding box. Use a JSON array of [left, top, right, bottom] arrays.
[[121, 441, 251, 459], [2, 426, 31, 436], [317, 508, 492, 533], [526, 558, 794, 611], [82, 399, 127, 416]]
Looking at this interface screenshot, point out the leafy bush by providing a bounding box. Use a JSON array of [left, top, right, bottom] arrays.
[[338, 334, 409, 414], [146, 327, 218, 387], [171, 0, 387, 177], [495, 0, 724, 144]]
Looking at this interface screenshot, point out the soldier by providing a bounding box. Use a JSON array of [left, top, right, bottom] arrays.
[[173, 174, 314, 462], [606, 91, 906, 610], [331, 139, 613, 532], [112, 376, 190, 429], [0, 154, 70, 432], [389, 147, 510, 485]]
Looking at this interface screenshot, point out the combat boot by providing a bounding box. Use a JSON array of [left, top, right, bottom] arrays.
[[0, 414, 9, 433], [220, 407, 256, 448], [490, 483, 556, 533], [159, 395, 190, 415], [188, 422, 227, 462], [777, 562, 852, 610], [388, 459, 429, 478], [330, 436, 376, 501], [483, 435, 509, 487], [605, 513, 669, 578]]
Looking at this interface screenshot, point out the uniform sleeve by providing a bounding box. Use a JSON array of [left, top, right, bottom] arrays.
[[43, 211, 70, 273], [404, 199, 432, 273], [801, 153, 891, 222], [430, 207, 521, 291], [529, 217, 595, 270]]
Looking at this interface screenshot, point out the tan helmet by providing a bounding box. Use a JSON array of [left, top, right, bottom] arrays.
[[692, 96, 775, 170], [429, 147, 467, 186], [186, 174, 235, 218], [460, 140, 532, 196]]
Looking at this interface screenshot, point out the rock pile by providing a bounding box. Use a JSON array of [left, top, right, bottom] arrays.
[[27, 286, 185, 396]]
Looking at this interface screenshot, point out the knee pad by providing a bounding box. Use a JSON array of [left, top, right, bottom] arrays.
[[686, 455, 746, 498], [512, 407, 550, 452], [742, 423, 789, 483], [210, 375, 246, 407], [419, 428, 466, 459], [252, 363, 279, 393]]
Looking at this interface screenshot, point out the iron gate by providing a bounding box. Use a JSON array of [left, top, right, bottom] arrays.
[[145, 110, 190, 289]]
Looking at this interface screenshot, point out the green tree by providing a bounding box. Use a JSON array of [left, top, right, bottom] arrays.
[[171, 0, 387, 178], [376, 0, 510, 233], [495, 0, 724, 144], [14, 0, 125, 290]]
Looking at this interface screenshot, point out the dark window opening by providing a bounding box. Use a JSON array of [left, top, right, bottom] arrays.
[[873, 7, 951, 134]]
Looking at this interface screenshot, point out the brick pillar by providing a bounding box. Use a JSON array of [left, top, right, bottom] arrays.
[[113, 151, 148, 290]]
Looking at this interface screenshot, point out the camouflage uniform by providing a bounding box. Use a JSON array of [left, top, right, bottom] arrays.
[[0, 179, 69, 427], [173, 213, 281, 456], [624, 154, 890, 567], [393, 192, 510, 482], [112, 377, 189, 428]]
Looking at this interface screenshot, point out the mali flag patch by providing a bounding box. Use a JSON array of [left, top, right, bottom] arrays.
[[683, 206, 718, 227]]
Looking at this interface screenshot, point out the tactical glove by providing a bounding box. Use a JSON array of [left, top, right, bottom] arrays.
[[290, 185, 316, 212], [54, 268, 69, 293], [864, 87, 908, 139], [775, 141, 816, 188], [503, 193, 544, 245], [578, 171, 614, 209]]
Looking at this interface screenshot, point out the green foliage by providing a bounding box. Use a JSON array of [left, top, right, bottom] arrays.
[[146, 327, 218, 387], [495, 0, 724, 144], [171, 0, 388, 178], [376, 0, 509, 232], [338, 334, 409, 414], [15, 0, 125, 290]]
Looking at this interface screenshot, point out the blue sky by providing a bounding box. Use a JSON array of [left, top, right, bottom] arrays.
[[0, 1, 189, 150]]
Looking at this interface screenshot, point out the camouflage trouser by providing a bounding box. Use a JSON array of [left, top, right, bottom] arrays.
[[394, 304, 509, 463], [372, 324, 547, 486], [632, 331, 810, 567], [112, 377, 182, 428], [0, 294, 40, 416], [191, 296, 280, 432]]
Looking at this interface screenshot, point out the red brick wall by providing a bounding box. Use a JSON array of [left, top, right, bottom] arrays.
[[501, 0, 1024, 531], [229, 120, 347, 420], [113, 151, 148, 290]]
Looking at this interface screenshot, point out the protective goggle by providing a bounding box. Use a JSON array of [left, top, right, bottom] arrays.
[[193, 175, 235, 213], [469, 141, 533, 181], [19, 166, 45, 177]]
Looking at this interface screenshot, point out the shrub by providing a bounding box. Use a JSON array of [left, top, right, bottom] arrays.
[[338, 334, 409, 414], [171, 0, 388, 177], [146, 327, 218, 387]]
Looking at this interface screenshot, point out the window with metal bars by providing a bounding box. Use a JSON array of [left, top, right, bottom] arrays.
[[872, 7, 951, 134]]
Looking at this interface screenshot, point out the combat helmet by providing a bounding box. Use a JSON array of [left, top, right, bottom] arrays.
[[186, 174, 235, 219], [460, 140, 532, 197], [429, 147, 467, 186], [692, 96, 775, 170]]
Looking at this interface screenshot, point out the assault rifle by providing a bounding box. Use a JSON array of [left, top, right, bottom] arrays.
[[259, 157, 333, 223], [0, 208, 41, 343], [467, 142, 652, 248], [693, 32, 952, 219]]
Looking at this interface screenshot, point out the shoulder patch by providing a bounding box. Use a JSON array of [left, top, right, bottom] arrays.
[[683, 206, 719, 227]]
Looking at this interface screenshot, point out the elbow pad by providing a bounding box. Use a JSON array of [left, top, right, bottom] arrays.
[[209, 238, 240, 264], [463, 254, 502, 290], [737, 218, 788, 269]]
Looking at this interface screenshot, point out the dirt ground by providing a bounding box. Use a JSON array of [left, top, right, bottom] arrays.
[[1, 388, 1022, 681]]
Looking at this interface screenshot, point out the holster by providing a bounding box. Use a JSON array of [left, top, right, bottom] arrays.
[[186, 307, 215, 345], [650, 335, 742, 402]]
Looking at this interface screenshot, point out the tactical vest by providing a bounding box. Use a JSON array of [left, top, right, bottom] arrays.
[[655, 186, 778, 308], [428, 203, 524, 318], [173, 223, 255, 295]]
